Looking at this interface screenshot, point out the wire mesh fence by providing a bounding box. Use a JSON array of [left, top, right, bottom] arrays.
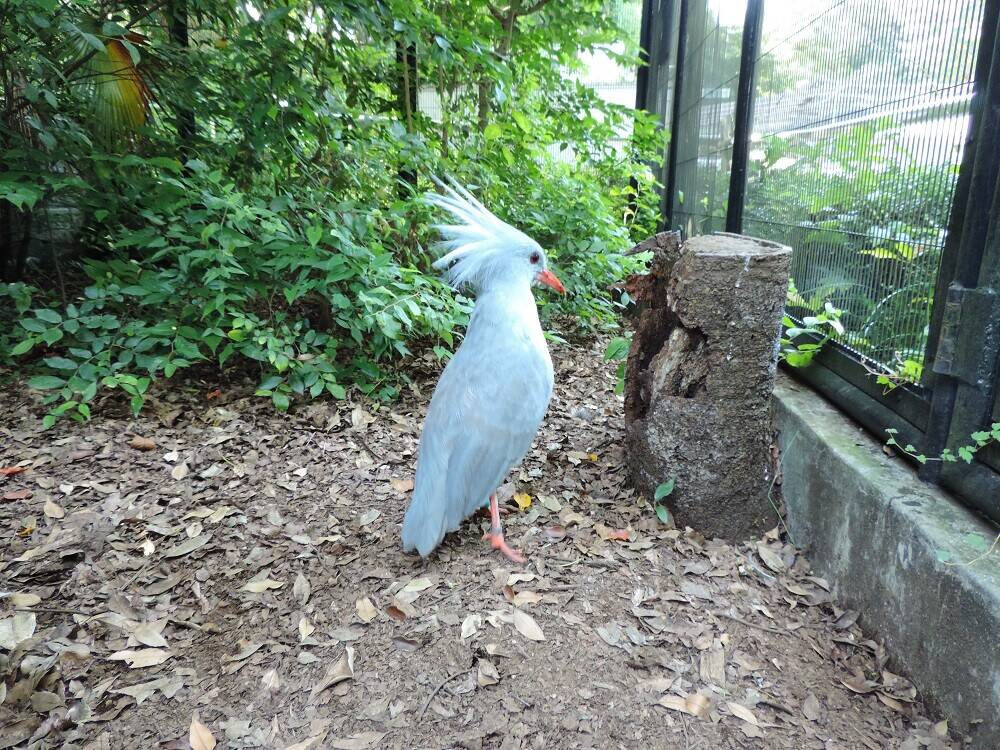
[[642, 0, 1000, 521], [667, 0, 985, 380], [746, 0, 984, 380]]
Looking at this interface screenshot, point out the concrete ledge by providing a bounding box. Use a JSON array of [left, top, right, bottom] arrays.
[[773, 375, 1000, 748]]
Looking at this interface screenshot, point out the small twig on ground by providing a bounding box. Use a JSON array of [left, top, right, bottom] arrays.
[[757, 698, 795, 715], [710, 610, 788, 636], [15, 606, 88, 616], [355, 435, 383, 462], [418, 669, 474, 721]]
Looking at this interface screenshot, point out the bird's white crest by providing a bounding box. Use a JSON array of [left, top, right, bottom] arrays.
[[427, 178, 540, 291]]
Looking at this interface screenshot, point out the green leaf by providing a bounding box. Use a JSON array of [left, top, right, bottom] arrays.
[[654, 504, 672, 525], [603, 336, 630, 361], [272, 391, 290, 411], [964, 532, 990, 553], [20, 318, 46, 333], [654, 478, 676, 501], [10, 338, 35, 356], [35, 308, 62, 324], [28, 375, 66, 390], [259, 375, 283, 390], [484, 123, 502, 140], [42, 414, 57, 429], [41, 328, 63, 345], [958, 446, 976, 463], [43, 356, 77, 370], [306, 225, 323, 247]]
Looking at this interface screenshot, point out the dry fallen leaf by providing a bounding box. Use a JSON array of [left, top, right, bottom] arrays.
[[298, 617, 316, 641], [171, 463, 190, 480], [111, 674, 184, 705], [355, 597, 377, 623], [108, 649, 174, 668], [727, 701, 759, 726], [0, 612, 36, 650], [802, 693, 822, 721], [243, 578, 285, 593], [130, 436, 156, 451], [293, 572, 311, 605], [43, 498, 65, 519], [3, 488, 32, 501], [189, 716, 217, 750], [5, 592, 41, 607], [309, 647, 355, 699], [513, 492, 532, 511], [131, 621, 169, 648], [756, 542, 786, 573], [163, 532, 212, 558], [261, 669, 281, 692], [390, 477, 414, 493], [461, 614, 482, 639], [658, 692, 712, 719], [477, 659, 500, 687], [512, 608, 544, 641]]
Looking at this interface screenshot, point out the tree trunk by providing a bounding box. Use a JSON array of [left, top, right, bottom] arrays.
[[167, 0, 196, 157], [624, 232, 792, 540], [395, 39, 418, 197]]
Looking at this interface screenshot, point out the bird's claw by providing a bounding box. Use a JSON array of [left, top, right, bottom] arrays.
[[482, 531, 526, 564]]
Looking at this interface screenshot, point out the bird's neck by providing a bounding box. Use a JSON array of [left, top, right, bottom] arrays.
[[474, 280, 542, 333]]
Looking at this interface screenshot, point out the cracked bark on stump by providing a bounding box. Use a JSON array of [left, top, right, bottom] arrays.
[[624, 232, 792, 540]]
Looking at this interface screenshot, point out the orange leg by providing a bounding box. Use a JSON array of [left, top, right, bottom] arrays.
[[482, 493, 525, 564]]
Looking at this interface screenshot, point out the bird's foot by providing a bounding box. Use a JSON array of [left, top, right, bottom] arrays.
[[482, 531, 526, 564]]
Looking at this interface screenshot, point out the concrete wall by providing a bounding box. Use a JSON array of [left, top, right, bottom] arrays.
[[773, 375, 1000, 748]]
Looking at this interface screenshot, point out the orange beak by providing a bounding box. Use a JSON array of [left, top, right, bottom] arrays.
[[536, 269, 566, 294]]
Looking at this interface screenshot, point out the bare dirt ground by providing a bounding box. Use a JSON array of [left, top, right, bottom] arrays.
[[1, 339, 960, 749]]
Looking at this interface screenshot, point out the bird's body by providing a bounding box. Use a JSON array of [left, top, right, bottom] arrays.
[[401, 281, 554, 557], [400, 180, 564, 561]]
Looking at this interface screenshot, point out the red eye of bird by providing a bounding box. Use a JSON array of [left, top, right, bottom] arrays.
[[529, 252, 540, 264]]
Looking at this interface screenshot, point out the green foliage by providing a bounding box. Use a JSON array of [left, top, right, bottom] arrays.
[[885, 423, 1000, 466], [603, 334, 631, 394], [779, 284, 844, 368], [1, 0, 663, 424], [747, 120, 954, 382], [653, 477, 675, 525]]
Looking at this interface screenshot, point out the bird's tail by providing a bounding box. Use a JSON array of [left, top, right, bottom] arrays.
[[401, 487, 446, 558]]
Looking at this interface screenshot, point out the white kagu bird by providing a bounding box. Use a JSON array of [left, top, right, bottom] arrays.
[[401, 180, 565, 563]]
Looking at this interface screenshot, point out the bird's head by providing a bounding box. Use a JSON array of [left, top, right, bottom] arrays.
[[427, 178, 566, 295]]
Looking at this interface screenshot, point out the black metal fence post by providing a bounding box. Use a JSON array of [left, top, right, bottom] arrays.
[[662, 0, 688, 230], [921, 1, 1000, 490], [725, 0, 764, 235], [635, 0, 654, 113]]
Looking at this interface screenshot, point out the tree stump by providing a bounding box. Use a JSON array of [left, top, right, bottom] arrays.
[[624, 233, 792, 540]]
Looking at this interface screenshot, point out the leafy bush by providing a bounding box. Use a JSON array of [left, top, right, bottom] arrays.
[[1, 0, 663, 424]]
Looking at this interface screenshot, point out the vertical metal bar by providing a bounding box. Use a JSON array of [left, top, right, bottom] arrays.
[[629, 0, 656, 220], [662, 0, 689, 230], [925, 0, 1000, 374], [725, 0, 764, 235], [921, 1, 1000, 482], [635, 0, 655, 113]]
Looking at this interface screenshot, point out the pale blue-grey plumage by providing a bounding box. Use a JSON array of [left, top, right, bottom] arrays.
[[401, 181, 555, 557]]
